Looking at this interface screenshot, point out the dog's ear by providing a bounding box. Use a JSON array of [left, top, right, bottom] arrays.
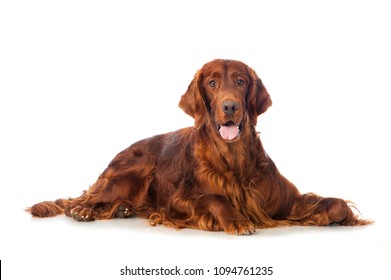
[[179, 70, 207, 129], [246, 67, 272, 125]]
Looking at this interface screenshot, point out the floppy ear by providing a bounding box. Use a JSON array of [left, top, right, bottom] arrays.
[[179, 70, 207, 128], [246, 67, 272, 125]]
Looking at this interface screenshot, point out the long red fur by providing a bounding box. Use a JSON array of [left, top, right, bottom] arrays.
[[27, 59, 372, 235]]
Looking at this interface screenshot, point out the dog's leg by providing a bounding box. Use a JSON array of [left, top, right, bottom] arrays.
[[65, 174, 153, 221], [195, 194, 255, 235], [65, 145, 156, 222], [288, 193, 370, 226]]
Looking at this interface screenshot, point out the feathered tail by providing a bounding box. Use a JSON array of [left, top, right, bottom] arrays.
[[26, 198, 72, 217]]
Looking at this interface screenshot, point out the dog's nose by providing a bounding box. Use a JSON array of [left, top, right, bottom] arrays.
[[222, 100, 239, 115]]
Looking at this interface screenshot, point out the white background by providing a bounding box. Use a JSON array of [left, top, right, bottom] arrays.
[[1, 0, 390, 279]]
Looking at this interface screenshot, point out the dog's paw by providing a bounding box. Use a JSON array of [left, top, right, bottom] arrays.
[[70, 206, 96, 222], [224, 220, 256, 235], [115, 205, 133, 218]]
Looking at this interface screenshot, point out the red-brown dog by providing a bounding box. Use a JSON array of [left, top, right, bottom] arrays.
[[28, 59, 371, 235]]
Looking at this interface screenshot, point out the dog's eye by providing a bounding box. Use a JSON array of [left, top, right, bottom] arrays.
[[237, 79, 245, 86], [209, 80, 216, 87]]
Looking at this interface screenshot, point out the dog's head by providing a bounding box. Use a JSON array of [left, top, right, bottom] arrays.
[[179, 59, 272, 142]]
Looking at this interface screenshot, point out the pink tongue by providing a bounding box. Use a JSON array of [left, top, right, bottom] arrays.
[[219, 125, 239, 140]]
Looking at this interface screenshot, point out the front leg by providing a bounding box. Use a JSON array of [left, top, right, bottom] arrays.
[[289, 193, 370, 226], [195, 194, 255, 235]]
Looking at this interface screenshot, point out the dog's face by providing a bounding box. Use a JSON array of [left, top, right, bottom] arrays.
[[179, 59, 272, 142], [201, 60, 248, 142]]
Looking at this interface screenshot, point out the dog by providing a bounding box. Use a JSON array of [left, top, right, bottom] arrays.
[[28, 59, 371, 235]]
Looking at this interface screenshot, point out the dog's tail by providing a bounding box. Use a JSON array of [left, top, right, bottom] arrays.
[[26, 198, 72, 218]]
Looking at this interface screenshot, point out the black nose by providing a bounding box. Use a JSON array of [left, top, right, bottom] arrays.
[[222, 100, 239, 115]]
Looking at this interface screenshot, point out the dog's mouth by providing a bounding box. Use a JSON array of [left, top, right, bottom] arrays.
[[217, 121, 242, 142]]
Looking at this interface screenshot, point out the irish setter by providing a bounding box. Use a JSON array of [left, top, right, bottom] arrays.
[[28, 59, 371, 235]]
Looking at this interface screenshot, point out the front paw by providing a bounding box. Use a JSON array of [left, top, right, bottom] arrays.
[[224, 220, 256, 235]]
